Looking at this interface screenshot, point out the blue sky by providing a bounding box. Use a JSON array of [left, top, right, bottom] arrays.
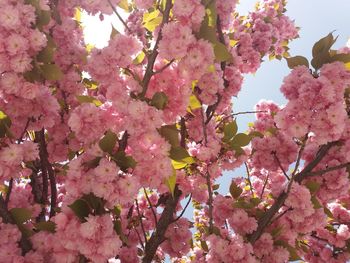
[[216, 0, 350, 194]]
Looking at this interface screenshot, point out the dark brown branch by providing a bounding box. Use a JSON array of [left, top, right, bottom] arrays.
[[17, 118, 30, 143], [135, 199, 148, 245], [304, 162, 350, 177], [0, 195, 32, 254], [36, 129, 57, 218], [272, 152, 290, 180], [248, 141, 338, 244], [180, 117, 187, 148], [260, 173, 269, 199], [206, 172, 214, 233], [142, 186, 182, 263], [36, 130, 49, 208], [143, 188, 158, 225], [153, 59, 174, 75], [139, 0, 173, 98], [205, 15, 226, 124], [295, 141, 339, 183]]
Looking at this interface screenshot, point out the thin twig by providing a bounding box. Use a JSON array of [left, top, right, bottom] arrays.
[[143, 188, 158, 225], [206, 172, 214, 233], [108, 0, 131, 33], [142, 186, 182, 263], [260, 173, 269, 199], [17, 118, 30, 143], [200, 107, 208, 145], [272, 151, 290, 180], [248, 141, 338, 244], [173, 194, 192, 222], [216, 110, 268, 128], [269, 207, 292, 225], [139, 0, 173, 98], [305, 162, 350, 177], [244, 162, 254, 196], [135, 199, 148, 246], [135, 228, 146, 250], [152, 59, 174, 75]]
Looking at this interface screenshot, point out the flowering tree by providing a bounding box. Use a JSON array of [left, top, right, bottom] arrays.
[[1, 0, 350, 262]]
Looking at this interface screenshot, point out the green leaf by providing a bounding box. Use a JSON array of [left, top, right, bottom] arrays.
[[10, 208, 32, 224], [24, 67, 43, 82], [271, 226, 283, 238], [110, 26, 119, 39], [151, 92, 168, 110], [111, 151, 137, 172], [330, 53, 350, 64], [170, 147, 194, 169], [158, 124, 180, 147], [231, 133, 251, 147], [249, 131, 264, 139], [118, 0, 130, 12], [82, 78, 98, 90], [143, 10, 162, 32], [201, 240, 209, 252], [205, 0, 217, 27], [114, 219, 122, 235], [312, 33, 337, 58], [233, 200, 255, 209], [81, 193, 106, 215], [188, 94, 202, 110], [214, 42, 233, 62], [324, 207, 334, 218], [229, 181, 243, 199], [305, 181, 321, 195], [223, 120, 238, 142], [311, 196, 322, 209], [274, 240, 301, 261], [250, 197, 261, 206], [76, 95, 102, 107], [286, 56, 309, 69], [41, 64, 63, 81], [198, 20, 217, 43], [34, 221, 56, 233], [113, 205, 122, 217], [99, 130, 117, 153], [171, 160, 188, 170], [37, 10, 51, 27], [37, 36, 56, 63], [311, 33, 337, 70], [133, 51, 146, 65], [69, 199, 90, 221], [230, 144, 245, 157], [0, 110, 12, 138], [166, 170, 177, 196], [170, 147, 194, 163]]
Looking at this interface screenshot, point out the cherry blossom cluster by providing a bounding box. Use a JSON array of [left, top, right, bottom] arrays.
[[0, 0, 350, 262]]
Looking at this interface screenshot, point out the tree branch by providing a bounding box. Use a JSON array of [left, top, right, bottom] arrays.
[[173, 194, 192, 222], [248, 141, 339, 244], [143, 188, 158, 226], [142, 186, 182, 263], [304, 162, 350, 178], [0, 195, 32, 254], [139, 0, 173, 98], [107, 0, 131, 33]]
